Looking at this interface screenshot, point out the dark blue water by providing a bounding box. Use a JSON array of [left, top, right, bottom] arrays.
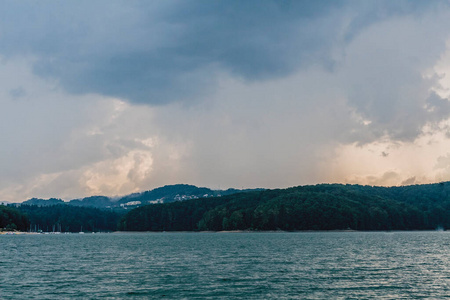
[[2, 232, 450, 299]]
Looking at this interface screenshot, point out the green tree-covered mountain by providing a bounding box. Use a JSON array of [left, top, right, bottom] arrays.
[[117, 184, 263, 206], [118, 182, 450, 231], [8, 182, 450, 233], [68, 196, 113, 209], [19, 184, 262, 209], [22, 198, 65, 206], [3, 184, 261, 232]]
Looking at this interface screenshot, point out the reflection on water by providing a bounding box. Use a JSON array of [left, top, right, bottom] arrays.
[[2, 231, 450, 299]]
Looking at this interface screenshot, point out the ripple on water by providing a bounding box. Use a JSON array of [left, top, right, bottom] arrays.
[[2, 232, 450, 299]]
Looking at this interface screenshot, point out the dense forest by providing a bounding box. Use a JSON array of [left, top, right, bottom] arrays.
[[1, 184, 257, 232], [0, 205, 122, 232], [5, 182, 450, 232], [118, 182, 450, 231], [0, 205, 29, 231]]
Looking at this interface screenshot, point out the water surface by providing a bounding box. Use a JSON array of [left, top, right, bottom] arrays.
[[2, 232, 450, 299]]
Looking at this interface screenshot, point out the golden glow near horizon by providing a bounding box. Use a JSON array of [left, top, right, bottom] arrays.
[[327, 129, 450, 186], [326, 45, 450, 187]]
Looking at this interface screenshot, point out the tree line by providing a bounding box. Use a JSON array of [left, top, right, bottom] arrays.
[[4, 182, 450, 232], [118, 182, 450, 231], [0, 204, 122, 232]]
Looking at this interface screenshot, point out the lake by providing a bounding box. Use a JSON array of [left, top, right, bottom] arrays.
[[1, 231, 450, 299]]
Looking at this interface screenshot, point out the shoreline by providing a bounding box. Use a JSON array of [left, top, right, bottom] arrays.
[[3, 229, 447, 235], [111, 229, 446, 233]]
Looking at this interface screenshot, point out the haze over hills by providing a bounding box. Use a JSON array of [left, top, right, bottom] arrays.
[[19, 184, 264, 210]]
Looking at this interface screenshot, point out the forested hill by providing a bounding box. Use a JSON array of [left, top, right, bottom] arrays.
[[118, 182, 450, 231], [116, 184, 263, 206], [20, 184, 263, 209]]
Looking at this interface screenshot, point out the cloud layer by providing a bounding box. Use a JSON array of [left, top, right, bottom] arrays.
[[1, 1, 450, 201], [0, 1, 441, 104]]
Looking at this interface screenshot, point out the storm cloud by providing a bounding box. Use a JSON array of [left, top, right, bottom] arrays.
[[0, 1, 442, 105], [1, 1, 450, 201]]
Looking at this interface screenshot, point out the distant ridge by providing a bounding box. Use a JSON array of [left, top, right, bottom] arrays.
[[22, 198, 65, 206], [18, 184, 264, 210]]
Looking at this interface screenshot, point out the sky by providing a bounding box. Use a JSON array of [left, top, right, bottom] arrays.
[[2, 0, 450, 202]]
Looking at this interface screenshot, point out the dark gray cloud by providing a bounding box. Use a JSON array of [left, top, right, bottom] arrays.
[[0, 0, 443, 105]]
